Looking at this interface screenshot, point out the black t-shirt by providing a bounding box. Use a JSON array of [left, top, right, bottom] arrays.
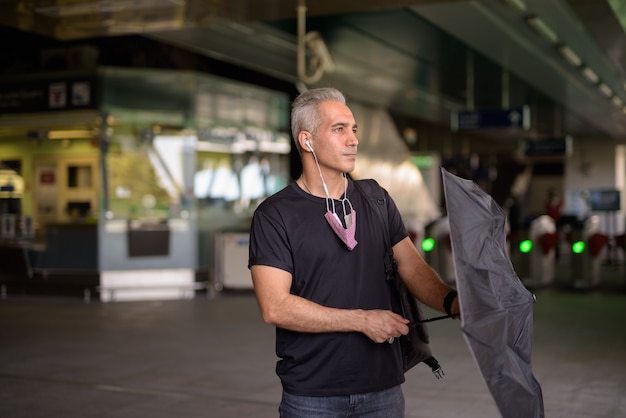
[[248, 178, 408, 396]]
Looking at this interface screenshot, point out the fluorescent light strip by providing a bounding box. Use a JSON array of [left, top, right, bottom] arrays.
[[612, 96, 623, 107], [582, 67, 599, 84], [599, 83, 613, 97], [527, 16, 559, 44], [558, 45, 582, 67], [504, 0, 527, 12]]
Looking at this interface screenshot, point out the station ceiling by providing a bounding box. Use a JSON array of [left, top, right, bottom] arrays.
[[2, 0, 626, 143]]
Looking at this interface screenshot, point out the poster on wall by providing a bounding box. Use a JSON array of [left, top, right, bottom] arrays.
[[72, 82, 91, 106], [36, 165, 58, 217], [49, 83, 67, 109], [40, 170, 55, 185]]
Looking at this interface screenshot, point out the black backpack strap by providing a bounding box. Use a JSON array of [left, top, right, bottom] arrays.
[[354, 179, 395, 282], [354, 178, 444, 378]]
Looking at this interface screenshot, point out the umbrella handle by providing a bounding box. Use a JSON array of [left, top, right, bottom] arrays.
[[408, 312, 460, 326]]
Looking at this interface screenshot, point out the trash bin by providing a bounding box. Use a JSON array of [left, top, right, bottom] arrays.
[[215, 231, 252, 290]]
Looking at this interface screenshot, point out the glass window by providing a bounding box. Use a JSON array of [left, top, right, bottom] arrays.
[[67, 165, 92, 188], [105, 133, 194, 221]]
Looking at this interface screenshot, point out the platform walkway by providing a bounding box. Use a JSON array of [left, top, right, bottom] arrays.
[[1, 267, 625, 417]]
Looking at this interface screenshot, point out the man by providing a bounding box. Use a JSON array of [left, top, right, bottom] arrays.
[[248, 87, 458, 417]]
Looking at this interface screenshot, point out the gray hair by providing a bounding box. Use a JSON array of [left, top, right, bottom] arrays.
[[291, 88, 346, 146]]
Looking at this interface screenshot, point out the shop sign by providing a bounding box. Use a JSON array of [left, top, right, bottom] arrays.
[[0, 77, 97, 113], [40, 171, 56, 185]]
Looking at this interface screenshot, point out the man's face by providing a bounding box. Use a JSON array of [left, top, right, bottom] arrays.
[[311, 100, 359, 174]]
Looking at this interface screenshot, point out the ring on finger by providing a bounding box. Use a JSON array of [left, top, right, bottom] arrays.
[[387, 337, 394, 344]]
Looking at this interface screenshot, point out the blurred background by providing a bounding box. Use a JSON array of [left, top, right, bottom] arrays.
[[1, 0, 625, 297]]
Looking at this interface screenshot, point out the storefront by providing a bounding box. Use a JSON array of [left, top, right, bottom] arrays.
[[0, 67, 291, 301]]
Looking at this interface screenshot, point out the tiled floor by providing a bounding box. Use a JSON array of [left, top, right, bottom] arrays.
[[1, 265, 625, 418]]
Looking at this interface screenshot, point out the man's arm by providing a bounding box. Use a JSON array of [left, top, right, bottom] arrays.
[[250, 264, 409, 343], [392, 237, 460, 316]]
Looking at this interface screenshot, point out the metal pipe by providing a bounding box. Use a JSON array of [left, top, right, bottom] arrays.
[[297, 0, 324, 84]]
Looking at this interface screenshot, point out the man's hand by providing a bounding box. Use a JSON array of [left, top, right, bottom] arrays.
[[359, 310, 409, 343]]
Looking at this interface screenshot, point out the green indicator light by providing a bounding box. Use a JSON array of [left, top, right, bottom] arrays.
[[422, 237, 435, 252], [519, 240, 533, 253], [410, 155, 434, 169], [572, 241, 585, 254]]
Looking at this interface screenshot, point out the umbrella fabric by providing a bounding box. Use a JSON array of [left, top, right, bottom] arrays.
[[441, 168, 544, 418]]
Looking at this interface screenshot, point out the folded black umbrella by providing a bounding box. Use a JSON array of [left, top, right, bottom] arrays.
[[441, 167, 545, 418]]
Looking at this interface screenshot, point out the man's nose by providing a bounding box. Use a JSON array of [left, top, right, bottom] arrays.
[[348, 132, 359, 146]]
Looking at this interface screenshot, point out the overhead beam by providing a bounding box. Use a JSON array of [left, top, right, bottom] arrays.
[[1, 0, 470, 40]]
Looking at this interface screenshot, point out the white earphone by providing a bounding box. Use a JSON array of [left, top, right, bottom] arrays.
[[305, 139, 313, 151]]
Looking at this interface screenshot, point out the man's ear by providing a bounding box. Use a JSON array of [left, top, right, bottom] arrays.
[[298, 132, 313, 152]]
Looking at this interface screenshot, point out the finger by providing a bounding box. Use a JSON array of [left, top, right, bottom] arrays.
[[394, 312, 410, 322]]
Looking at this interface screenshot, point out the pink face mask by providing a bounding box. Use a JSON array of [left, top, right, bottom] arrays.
[[307, 145, 358, 250], [325, 198, 358, 251]]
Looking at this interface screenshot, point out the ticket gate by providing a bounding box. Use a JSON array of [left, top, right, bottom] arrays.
[[422, 217, 455, 286], [514, 216, 557, 288], [571, 216, 608, 289], [529, 215, 558, 287]]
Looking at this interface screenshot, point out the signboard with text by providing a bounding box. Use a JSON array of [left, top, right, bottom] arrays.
[[521, 136, 572, 157], [451, 106, 530, 131], [0, 76, 98, 114]]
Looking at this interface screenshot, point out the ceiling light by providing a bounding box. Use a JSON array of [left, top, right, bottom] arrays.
[[558, 45, 582, 67], [527, 16, 559, 44], [599, 83, 613, 97], [612, 96, 623, 107], [504, 0, 527, 12], [582, 67, 599, 84], [47, 130, 94, 139]]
